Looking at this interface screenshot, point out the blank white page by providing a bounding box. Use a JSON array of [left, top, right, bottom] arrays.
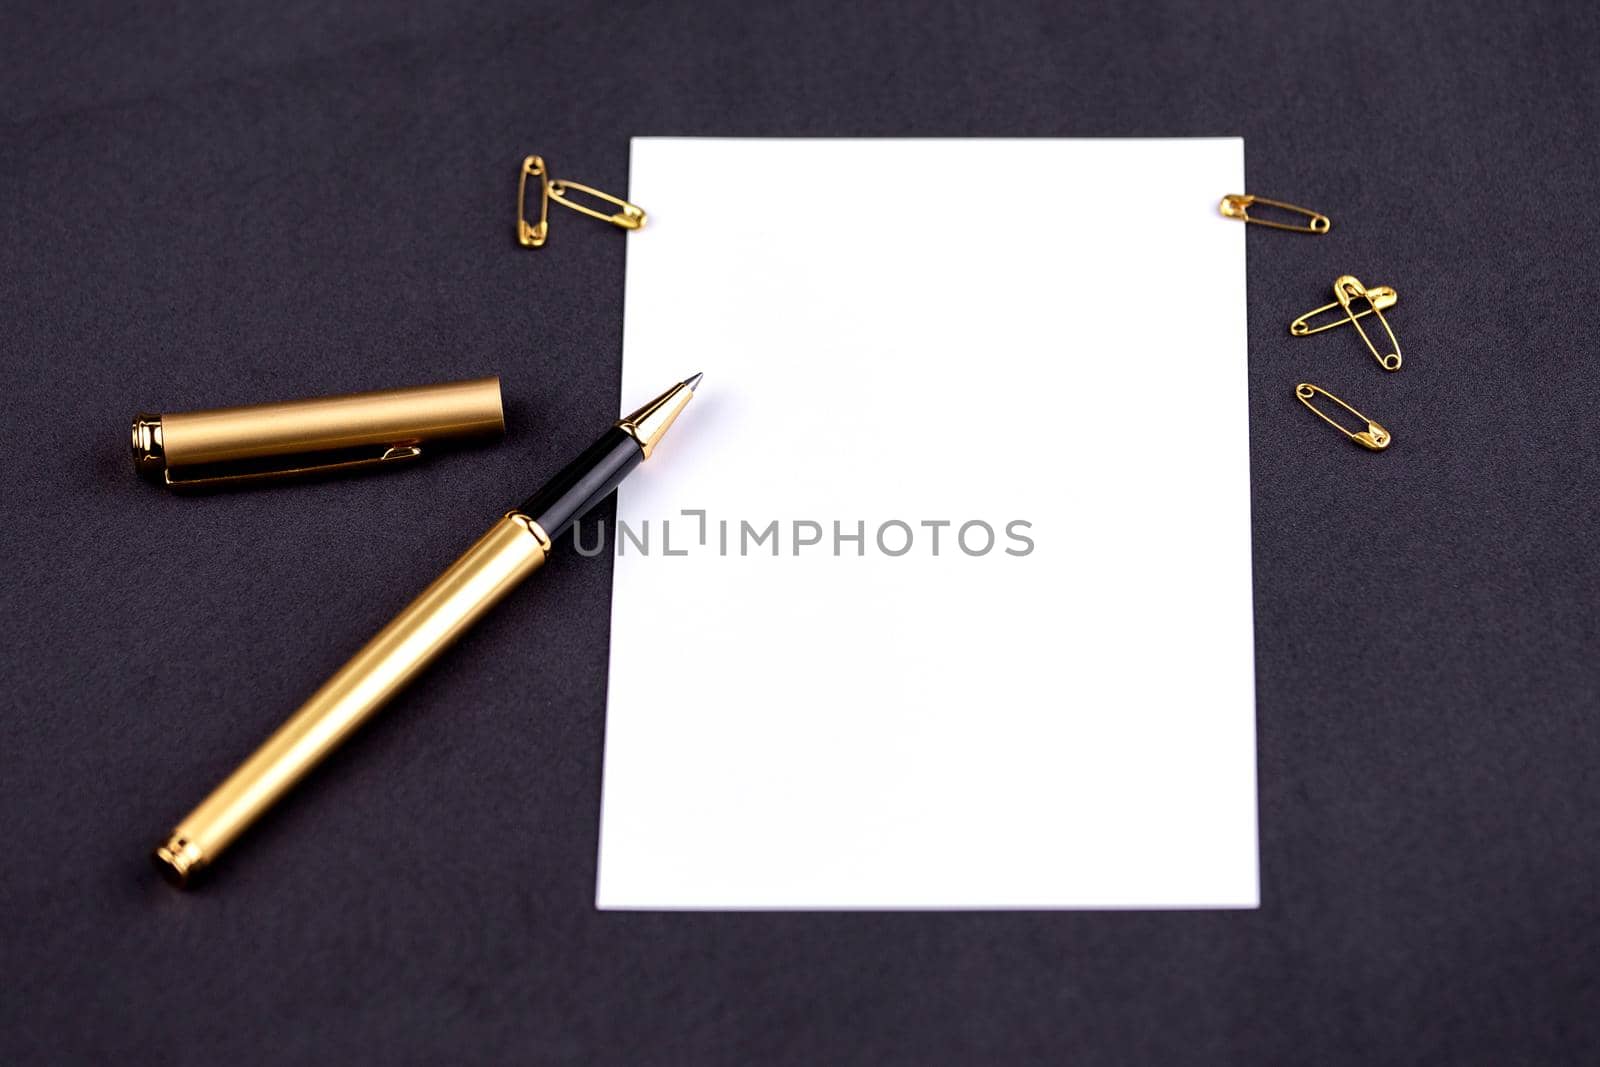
[[597, 138, 1257, 909]]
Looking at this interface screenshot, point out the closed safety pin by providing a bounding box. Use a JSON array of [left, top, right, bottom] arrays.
[[1219, 194, 1331, 234], [549, 180, 646, 230], [1334, 274, 1403, 371], [1290, 285, 1398, 336], [517, 154, 647, 248], [1295, 383, 1391, 451], [517, 155, 553, 247]]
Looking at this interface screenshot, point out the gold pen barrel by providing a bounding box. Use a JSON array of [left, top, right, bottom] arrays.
[[154, 512, 551, 885]]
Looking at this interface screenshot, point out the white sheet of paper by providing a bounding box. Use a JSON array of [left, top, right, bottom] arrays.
[[597, 138, 1257, 910]]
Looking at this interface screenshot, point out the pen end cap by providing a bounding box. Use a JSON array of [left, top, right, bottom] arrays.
[[153, 835, 204, 888], [130, 414, 166, 482]]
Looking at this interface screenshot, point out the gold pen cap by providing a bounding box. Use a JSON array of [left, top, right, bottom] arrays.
[[131, 377, 505, 489]]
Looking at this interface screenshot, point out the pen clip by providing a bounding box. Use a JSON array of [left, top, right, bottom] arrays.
[[164, 444, 424, 491], [1290, 285, 1399, 336], [1333, 275, 1403, 371], [1295, 383, 1391, 451]]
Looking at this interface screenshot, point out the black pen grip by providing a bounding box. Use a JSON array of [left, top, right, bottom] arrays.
[[518, 426, 644, 542]]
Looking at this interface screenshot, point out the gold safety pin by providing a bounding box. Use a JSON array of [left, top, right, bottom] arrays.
[[1333, 274, 1403, 371], [1219, 194, 1330, 234], [1290, 285, 1398, 336], [517, 155, 552, 247], [549, 180, 647, 230], [1295, 384, 1391, 451], [517, 154, 646, 248]]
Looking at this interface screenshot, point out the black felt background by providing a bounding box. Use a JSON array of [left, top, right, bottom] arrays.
[[2, 2, 1597, 1064]]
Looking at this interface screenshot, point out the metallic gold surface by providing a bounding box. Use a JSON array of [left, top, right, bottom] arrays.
[[154, 512, 548, 885], [617, 376, 697, 459], [134, 377, 504, 487]]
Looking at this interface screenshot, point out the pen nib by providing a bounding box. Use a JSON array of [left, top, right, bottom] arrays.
[[685, 371, 704, 391], [618, 374, 700, 459]]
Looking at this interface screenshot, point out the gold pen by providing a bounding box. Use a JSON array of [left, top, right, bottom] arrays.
[[154, 373, 701, 885]]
